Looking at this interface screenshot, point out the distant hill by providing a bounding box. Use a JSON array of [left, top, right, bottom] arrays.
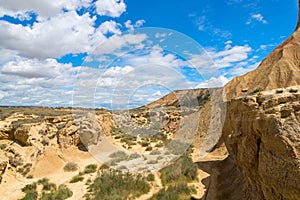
[[224, 2, 300, 100]]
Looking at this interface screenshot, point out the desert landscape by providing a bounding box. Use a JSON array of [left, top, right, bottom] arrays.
[[0, 0, 300, 200]]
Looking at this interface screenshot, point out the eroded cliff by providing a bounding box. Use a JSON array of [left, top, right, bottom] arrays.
[[223, 86, 300, 200]]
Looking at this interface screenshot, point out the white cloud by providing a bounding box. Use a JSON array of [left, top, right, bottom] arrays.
[[1, 58, 72, 78], [0, 0, 92, 19], [0, 48, 18, 65], [195, 16, 206, 31], [124, 20, 146, 31], [0, 11, 100, 58], [99, 20, 121, 35], [252, 14, 268, 23], [125, 45, 186, 68], [95, 0, 126, 18], [93, 33, 147, 55], [196, 76, 230, 88], [153, 91, 162, 96], [226, 62, 260, 77], [247, 13, 268, 25], [209, 45, 252, 68], [191, 15, 232, 39], [0, 57, 78, 106], [102, 66, 134, 77], [135, 20, 145, 27]]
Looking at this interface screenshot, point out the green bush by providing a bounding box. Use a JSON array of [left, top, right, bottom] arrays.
[[22, 183, 37, 193], [41, 185, 73, 200], [150, 183, 195, 200], [70, 175, 84, 183], [86, 170, 150, 200], [38, 178, 56, 191], [20, 191, 38, 200], [0, 144, 7, 150], [128, 153, 141, 160], [160, 155, 198, 185], [151, 183, 194, 200], [63, 162, 78, 172], [84, 164, 97, 174], [109, 151, 127, 159], [147, 173, 155, 182], [20, 180, 72, 200]]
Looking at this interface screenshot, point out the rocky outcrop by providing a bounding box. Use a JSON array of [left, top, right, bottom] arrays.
[[223, 86, 300, 200], [14, 124, 32, 146], [0, 153, 8, 184], [145, 88, 210, 108], [97, 112, 116, 136]]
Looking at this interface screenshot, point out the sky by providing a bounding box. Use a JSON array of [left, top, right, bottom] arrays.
[[0, 0, 298, 109]]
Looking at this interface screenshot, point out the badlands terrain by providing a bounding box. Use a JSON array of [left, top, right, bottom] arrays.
[[1, 1, 300, 200]]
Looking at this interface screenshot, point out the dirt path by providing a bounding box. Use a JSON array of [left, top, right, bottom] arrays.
[[190, 144, 228, 199]]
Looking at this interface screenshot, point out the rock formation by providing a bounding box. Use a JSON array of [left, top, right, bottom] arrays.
[[223, 87, 300, 200], [221, 2, 300, 199]]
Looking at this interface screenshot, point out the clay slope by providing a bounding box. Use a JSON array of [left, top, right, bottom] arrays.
[[224, 1, 300, 100], [142, 88, 210, 108]]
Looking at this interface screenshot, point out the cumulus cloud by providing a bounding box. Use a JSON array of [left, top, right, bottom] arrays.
[[124, 20, 146, 31], [1, 58, 72, 78], [0, 0, 92, 19], [95, 0, 126, 18], [102, 66, 134, 77], [0, 57, 77, 106], [125, 45, 186, 68], [209, 45, 252, 68], [99, 20, 121, 35], [0, 11, 100, 58], [93, 33, 147, 55], [196, 76, 230, 88]]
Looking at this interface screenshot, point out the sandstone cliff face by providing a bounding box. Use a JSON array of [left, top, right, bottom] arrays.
[[223, 87, 300, 200]]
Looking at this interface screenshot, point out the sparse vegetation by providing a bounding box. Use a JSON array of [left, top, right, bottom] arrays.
[[70, 175, 84, 183], [150, 183, 196, 200], [250, 88, 264, 95], [20, 179, 72, 200], [150, 150, 161, 155], [17, 163, 32, 176], [84, 164, 97, 174], [128, 153, 141, 160], [21, 183, 38, 200], [160, 155, 198, 185], [85, 169, 150, 200], [166, 140, 190, 155], [147, 173, 155, 182], [63, 162, 78, 172], [38, 178, 57, 191], [41, 185, 73, 200], [147, 160, 158, 164], [11, 118, 44, 129], [0, 144, 7, 150]]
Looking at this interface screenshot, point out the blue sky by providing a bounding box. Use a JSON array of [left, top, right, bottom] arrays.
[[0, 0, 298, 109]]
